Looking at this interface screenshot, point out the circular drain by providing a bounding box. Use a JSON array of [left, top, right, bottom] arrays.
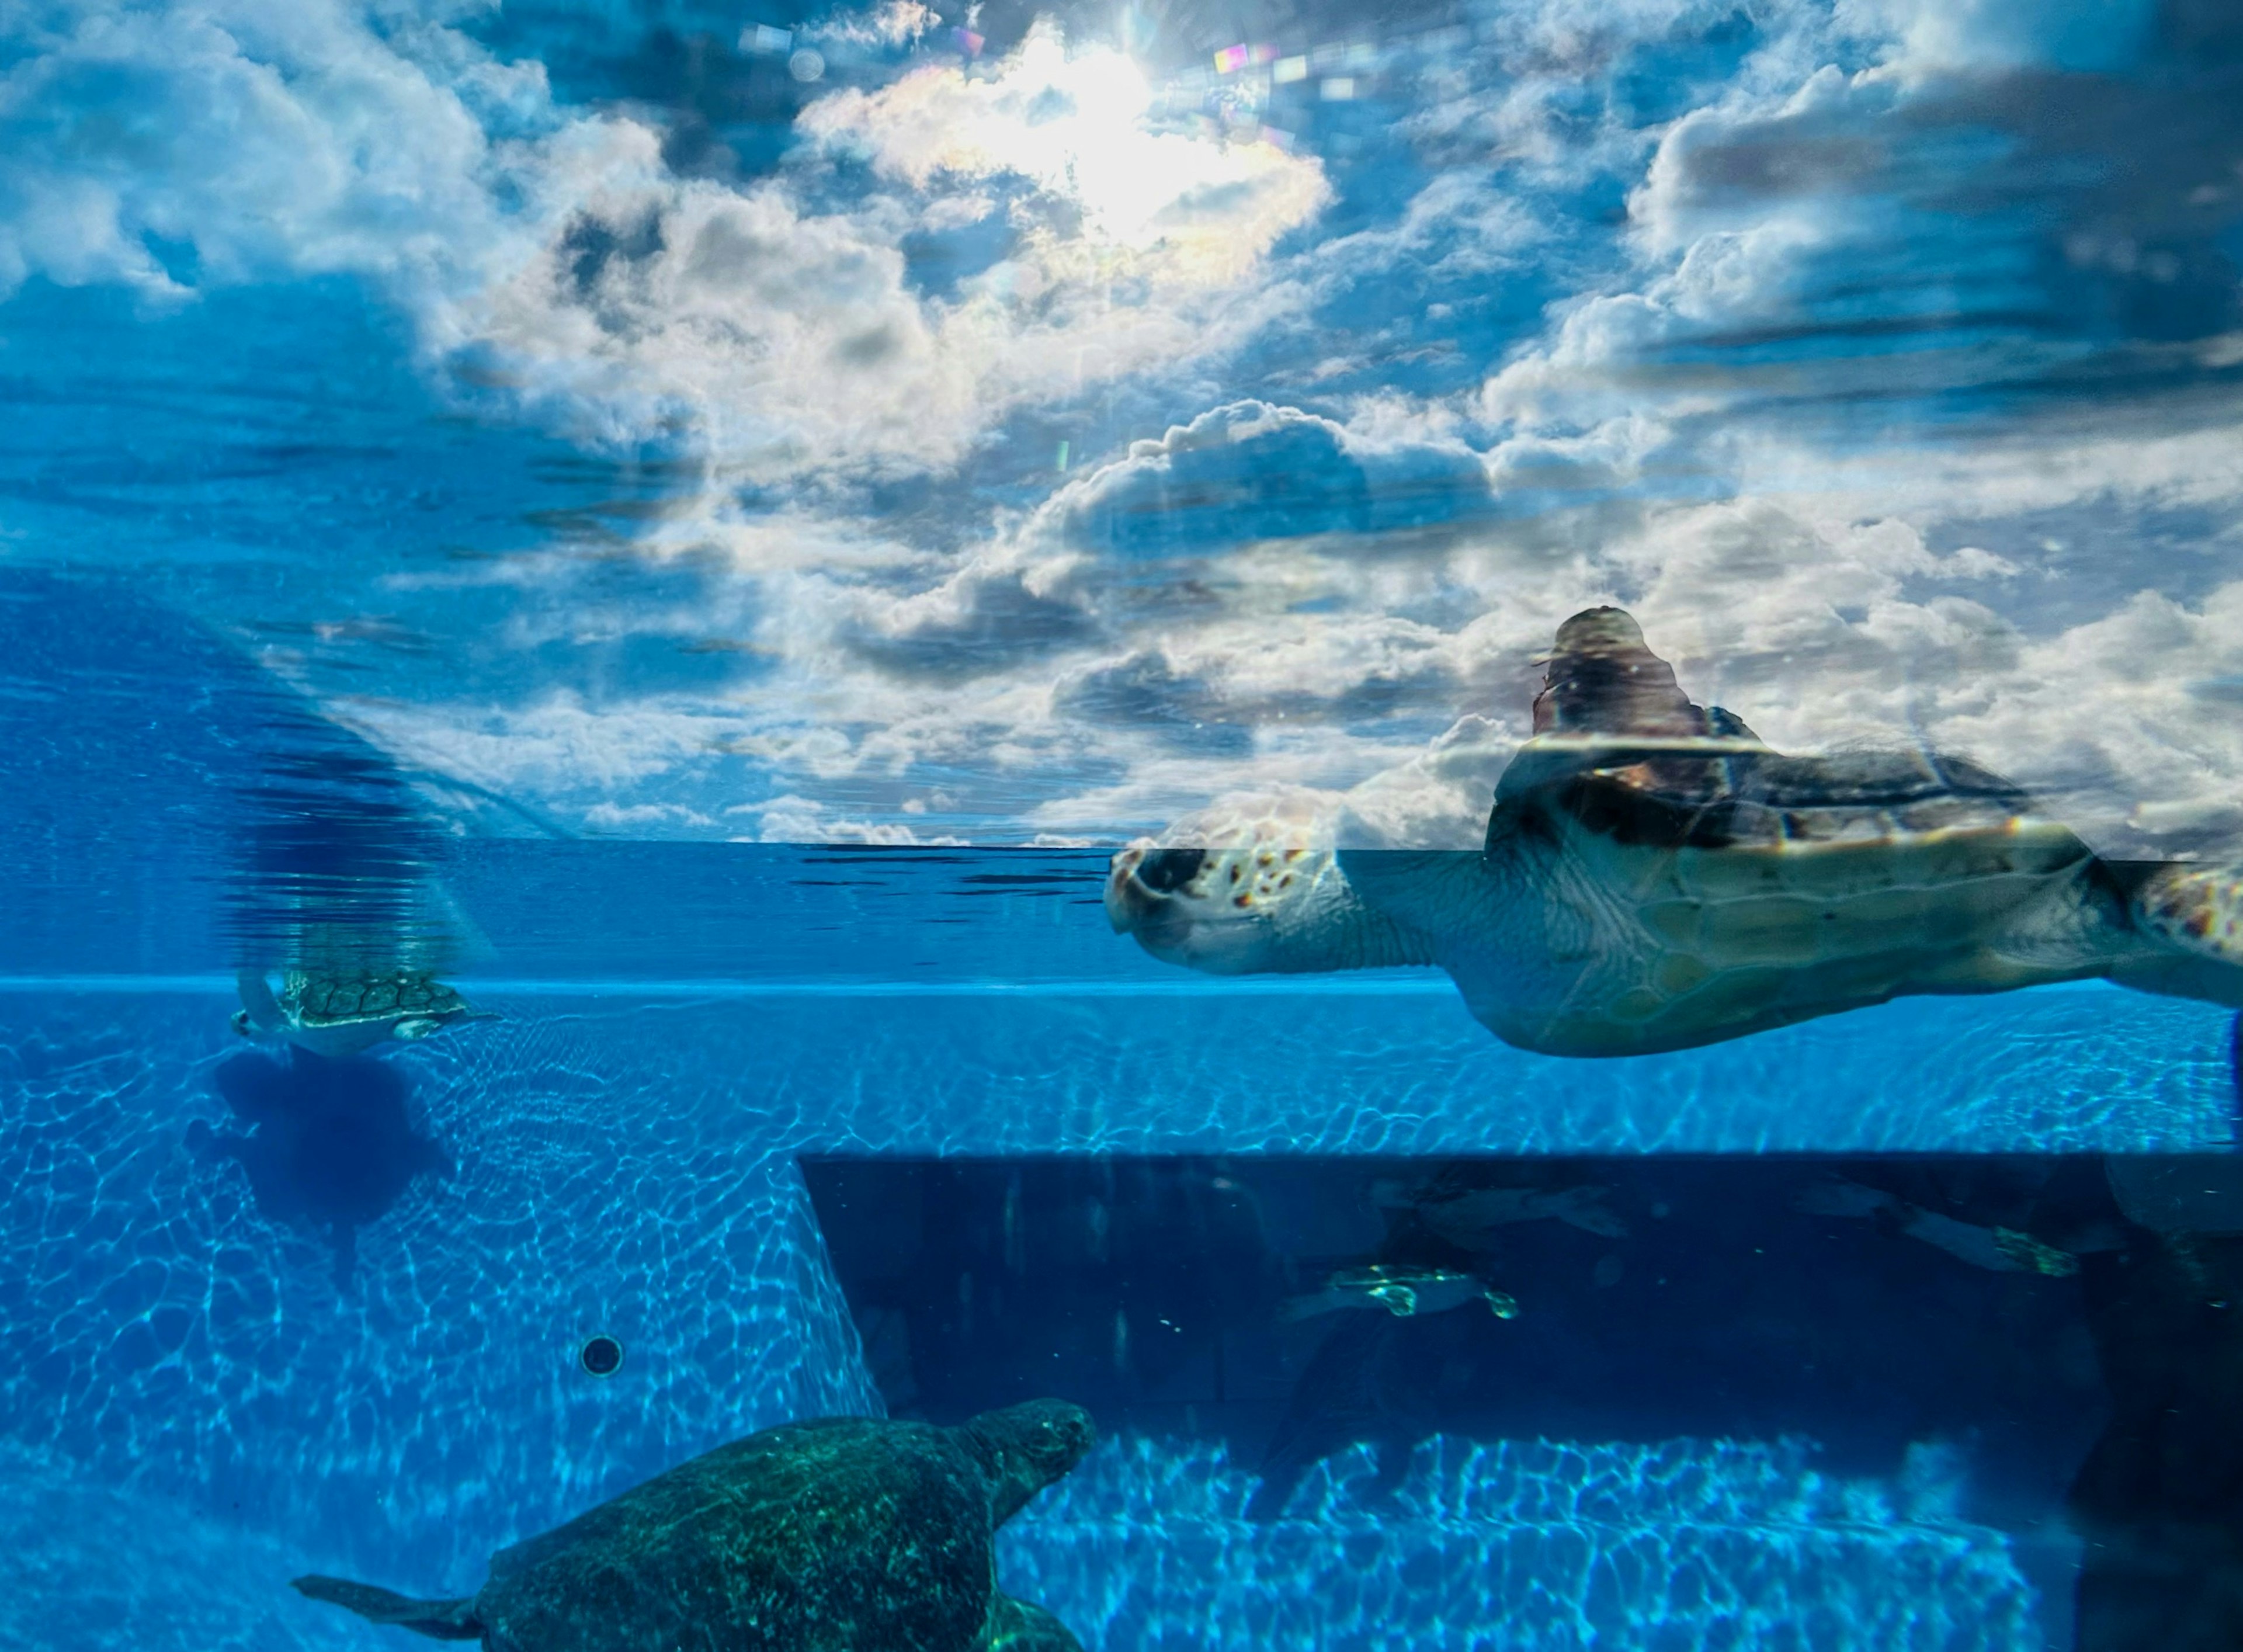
[[579, 1334, 624, 1377]]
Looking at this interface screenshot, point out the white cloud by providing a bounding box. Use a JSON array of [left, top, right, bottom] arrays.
[[583, 800, 717, 831], [1, 3, 1329, 480], [804, 1, 937, 49], [0, 0, 539, 301], [742, 794, 965, 844], [802, 27, 1329, 283], [329, 690, 721, 796], [17, 0, 2242, 857]]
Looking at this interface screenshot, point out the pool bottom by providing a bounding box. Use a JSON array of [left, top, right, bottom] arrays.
[[0, 1432, 2039, 1652]]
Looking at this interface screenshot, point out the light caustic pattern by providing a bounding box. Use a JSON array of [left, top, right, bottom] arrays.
[[0, 980, 2209, 1646], [1002, 1435, 2033, 1651], [0, 1445, 390, 1652]]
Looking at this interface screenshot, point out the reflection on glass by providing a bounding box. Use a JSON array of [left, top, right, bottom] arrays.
[[223, 706, 496, 1056]]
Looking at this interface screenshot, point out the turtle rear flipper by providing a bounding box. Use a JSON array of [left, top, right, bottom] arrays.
[[291, 1576, 482, 1641]]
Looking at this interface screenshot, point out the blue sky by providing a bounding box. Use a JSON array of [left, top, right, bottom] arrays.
[[2, 0, 2240, 847]]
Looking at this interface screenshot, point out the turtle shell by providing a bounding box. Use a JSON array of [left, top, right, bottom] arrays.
[[1480, 609, 2118, 1051], [468, 1405, 1091, 1652], [282, 971, 467, 1028]]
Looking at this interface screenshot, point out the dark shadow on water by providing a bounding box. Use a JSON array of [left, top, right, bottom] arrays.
[[188, 1050, 450, 1291], [807, 1151, 2243, 1651]]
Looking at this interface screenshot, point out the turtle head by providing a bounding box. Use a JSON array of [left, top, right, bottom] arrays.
[[1105, 793, 1430, 974], [960, 1398, 1096, 1525]]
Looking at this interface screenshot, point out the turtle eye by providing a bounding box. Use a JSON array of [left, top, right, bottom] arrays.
[[1136, 848, 1205, 893]]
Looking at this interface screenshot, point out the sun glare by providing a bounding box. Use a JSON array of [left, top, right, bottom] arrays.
[[994, 33, 1324, 276]]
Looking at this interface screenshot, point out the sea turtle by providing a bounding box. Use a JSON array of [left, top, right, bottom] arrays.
[[1283, 1264, 1518, 1322], [1106, 606, 2243, 1057], [232, 969, 495, 1058], [1794, 1176, 2084, 1276], [293, 1398, 1095, 1651], [1370, 1170, 1628, 1245]]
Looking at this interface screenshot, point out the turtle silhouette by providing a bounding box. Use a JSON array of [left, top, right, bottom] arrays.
[[187, 1049, 449, 1289], [294, 1398, 1095, 1650]]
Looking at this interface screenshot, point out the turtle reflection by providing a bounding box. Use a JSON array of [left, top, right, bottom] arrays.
[[188, 1049, 450, 1290], [223, 692, 498, 1054]]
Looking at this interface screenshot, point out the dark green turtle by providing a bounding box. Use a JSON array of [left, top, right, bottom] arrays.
[[293, 1399, 1095, 1651], [233, 969, 495, 1058]]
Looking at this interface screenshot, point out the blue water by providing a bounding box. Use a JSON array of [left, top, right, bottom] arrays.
[[0, 565, 2234, 1651], [7, 1, 2243, 1647]]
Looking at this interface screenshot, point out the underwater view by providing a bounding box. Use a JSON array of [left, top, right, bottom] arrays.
[[5, 0, 2243, 1648]]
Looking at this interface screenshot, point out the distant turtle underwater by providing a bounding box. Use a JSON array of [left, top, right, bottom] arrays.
[[1283, 1264, 1518, 1322], [1370, 1169, 1628, 1247], [233, 969, 495, 1058], [1795, 1175, 2084, 1276], [1107, 606, 2243, 1057], [293, 1398, 1095, 1651]]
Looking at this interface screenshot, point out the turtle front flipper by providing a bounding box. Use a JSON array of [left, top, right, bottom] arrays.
[[291, 1576, 482, 1641], [234, 970, 287, 1037], [987, 1594, 1085, 1652]]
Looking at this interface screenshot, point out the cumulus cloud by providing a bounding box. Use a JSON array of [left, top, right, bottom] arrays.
[[738, 794, 965, 843], [0, 0, 540, 301], [1051, 400, 1491, 555], [16, 0, 2243, 852], [0, 2, 1330, 479], [1482, 0, 2243, 435]]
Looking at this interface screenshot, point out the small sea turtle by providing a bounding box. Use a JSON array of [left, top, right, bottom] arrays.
[[1107, 607, 2243, 1056], [1795, 1176, 2081, 1276], [1284, 1264, 1518, 1322], [232, 969, 495, 1059], [1371, 1173, 1628, 1245], [293, 1398, 1094, 1651]]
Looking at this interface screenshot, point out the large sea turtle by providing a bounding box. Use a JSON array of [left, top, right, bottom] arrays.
[[1106, 607, 2243, 1057], [232, 969, 495, 1058], [293, 1398, 1095, 1651]]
